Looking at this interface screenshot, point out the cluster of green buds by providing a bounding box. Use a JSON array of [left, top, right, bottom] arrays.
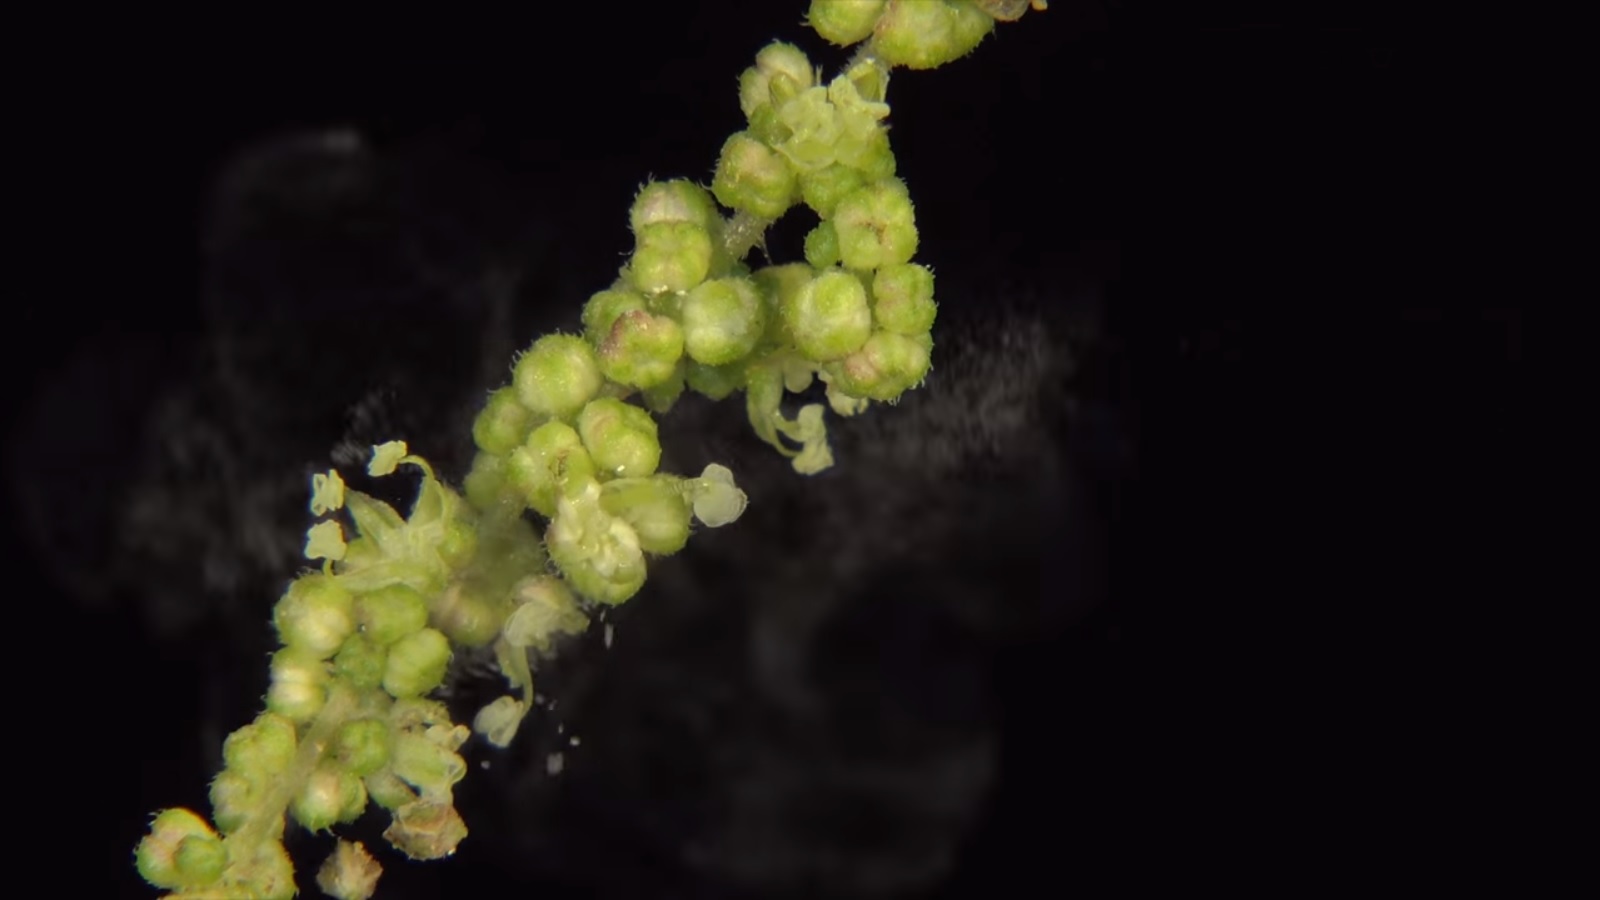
[[568, 1, 1000, 475], [138, 3, 1042, 896], [138, 443, 565, 898]]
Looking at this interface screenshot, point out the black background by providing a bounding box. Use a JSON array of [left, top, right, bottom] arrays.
[[6, 1, 1504, 897]]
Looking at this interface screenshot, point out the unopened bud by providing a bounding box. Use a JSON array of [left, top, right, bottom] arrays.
[[806, 0, 887, 46], [274, 573, 356, 659], [832, 178, 918, 271], [873, 0, 995, 70], [804, 221, 841, 268], [630, 178, 721, 233], [826, 330, 933, 401], [383, 628, 451, 699], [713, 132, 798, 219], [598, 309, 685, 389], [334, 633, 388, 690], [628, 221, 713, 294], [471, 386, 537, 457], [222, 712, 297, 777], [582, 287, 648, 347], [292, 764, 368, 832], [508, 420, 598, 518], [681, 277, 767, 366], [335, 718, 393, 777], [135, 808, 225, 890], [513, 334, 603, 421], [267, 648, 329, 722], [576, 397, 662, 479], [354, 583, 430, 646], [800, 163, 866, 218], [785, 269, 873, 361], [871, 262, 937, 334]]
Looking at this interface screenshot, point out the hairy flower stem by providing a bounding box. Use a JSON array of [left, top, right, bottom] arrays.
[[230, 685, 358, 853]]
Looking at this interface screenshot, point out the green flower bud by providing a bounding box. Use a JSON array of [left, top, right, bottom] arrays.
[[576, 397, 662, 479], [293, 764, 368, 832], [800, 163, 866, 218], [628, 221, 713, 294], [582, 287, 648, 347], [785, 269, 873, 361], [598, 309, 685, 389], [713, 132, 797, 219], [826, 329, 933, 401], [463, 450, 512, 514], [391, 733, 467, 798], [513, 334, 603, 421], [874, 0, 995, 70], [804, 221, 841, 268], [471, 386, 536, 457], [222, 712, 297, 777], [274, 573, 356, 659], [504, 575, 590, 651], [136, 808, 224, 889], [334, 632, 388, 690], [355, 583, 430, 646], [209, 770, 270, 835], [267, 648, 329, 723], [682, 276, 767, 366], [600, 477, 693, 555], [546, 481, 647, 605], [334, 718, 392, 777], [431, 575, 507, 647], [807, 0, 887, 46], [172, 834, 227, 887], [383, 628, 451, 699], [685, 359, 749, 400], [630, 178, 721, 233], [871, 262, 938, 334], [832, 178, 918, 271], [508, 420, 598, 518]]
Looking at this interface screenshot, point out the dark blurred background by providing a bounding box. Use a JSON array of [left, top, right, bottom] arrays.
[[6, 0, 1469, 895]]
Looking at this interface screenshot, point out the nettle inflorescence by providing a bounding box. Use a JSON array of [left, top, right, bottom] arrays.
[[135, 2, 1043, 897]]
